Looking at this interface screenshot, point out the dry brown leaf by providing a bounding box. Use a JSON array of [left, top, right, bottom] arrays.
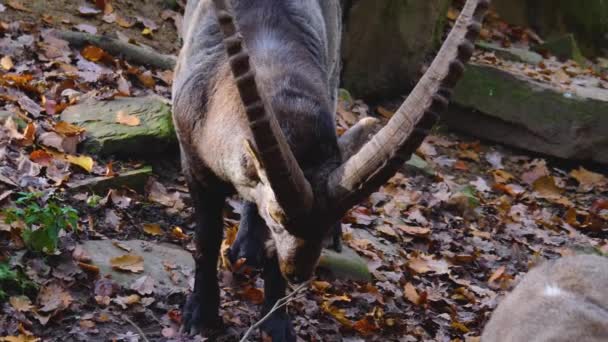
[[130, 275, 155, 295], [377, 225, 398, 238], [113, 294, 140, 309], [29, 150, 53, 167], [54, 121, 85, 136], [110, 254, 144, 273], [240, 287, 264, 305], [570, 167, 606, 192], [312, 281, 331, 292], [9, 296, 33, 312], [403, 283, 423, 306], [398, 225, 431, 238], [7, 0, 30, 12], [352, 316, 379, 336], [488, 266, 506, 283], [143, 223, 163, 236], [1, 335, 40, 342], [1, 55, 14, 70], [115, 110, 141, 126], [407, 255, 449, 274], [81, 45, 106, 62], [37, 283, 73, 313], [491, 169, 515, 184]]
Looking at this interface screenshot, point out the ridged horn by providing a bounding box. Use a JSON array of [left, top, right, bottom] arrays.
[[211, 0, 314, 225], [326, 0, 490, 217]]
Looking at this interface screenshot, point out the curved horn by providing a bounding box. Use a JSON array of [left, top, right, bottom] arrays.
[[211, 0, 314, 220], [326, 0, 489, 217]]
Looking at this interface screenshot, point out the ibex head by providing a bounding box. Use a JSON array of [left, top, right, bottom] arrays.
[[212, 0, 489, 284]]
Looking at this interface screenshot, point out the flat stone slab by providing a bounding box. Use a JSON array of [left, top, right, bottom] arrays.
[[81, 239, 193, 295], [448, 64, 608, 165], [61, 96, 176, 158]]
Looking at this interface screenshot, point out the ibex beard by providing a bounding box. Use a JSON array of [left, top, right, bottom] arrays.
[[172, 0, 488, 339]]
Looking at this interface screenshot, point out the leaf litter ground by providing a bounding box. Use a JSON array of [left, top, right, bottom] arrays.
[[0, 1, 607, 341]]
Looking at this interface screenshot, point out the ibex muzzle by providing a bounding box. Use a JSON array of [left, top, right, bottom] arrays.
[[172, 0, 489, 338]]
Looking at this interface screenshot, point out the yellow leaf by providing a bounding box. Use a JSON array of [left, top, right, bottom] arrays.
[[1, 56, 14, 71], [110, 254, 144, 273], [312, 281, 331, 292], [115, 110, 141, 126], [142, 28, 153, 36], [321, 302, 353, 328], [65, 154, 94, 172], [54, 121, 85, 136], [1, 335, 40, 342], [143, 223, 163, 236]]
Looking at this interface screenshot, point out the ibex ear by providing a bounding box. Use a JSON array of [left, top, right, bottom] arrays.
[[244, 139, 267, 185]]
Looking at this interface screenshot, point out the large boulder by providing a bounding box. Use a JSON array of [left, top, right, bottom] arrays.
[[341, 0, 450, 101], [61, 96, 176, 158], [446, 64, 608, 165]]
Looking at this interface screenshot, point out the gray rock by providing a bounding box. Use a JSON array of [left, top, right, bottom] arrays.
[[61, 96, 177, 158], [341, 0, 450, 100], [477, 41, 543, 65], [447, 64, 608, 165], [67, 166, 153, 194], [533, 34, 585, 64], [81, 239, 193, 294]]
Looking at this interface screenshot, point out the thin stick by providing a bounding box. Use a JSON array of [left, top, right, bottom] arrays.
[[125, 316, 150, 342], [239, 282, 309, 342]]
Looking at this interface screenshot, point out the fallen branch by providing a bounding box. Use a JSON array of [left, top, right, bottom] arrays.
[[54, 30, 177, 70], [124, 316, 150, 342], [239, 282, 309, 342]]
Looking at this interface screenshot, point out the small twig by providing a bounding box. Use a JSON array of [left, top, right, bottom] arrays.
[[125, 316, 150, 342], [239, 281, 310, 342]]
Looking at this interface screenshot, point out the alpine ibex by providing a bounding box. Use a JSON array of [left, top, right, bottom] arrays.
[[482, 255, 608, 342], [172, 0, 488, 339]]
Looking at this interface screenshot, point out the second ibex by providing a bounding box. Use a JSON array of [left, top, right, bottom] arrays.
[[172, 0, 489, 339]]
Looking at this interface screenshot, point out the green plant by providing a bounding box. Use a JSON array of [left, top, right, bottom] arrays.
[[0, 261, 37, 302], [3, 192, 78, 254]]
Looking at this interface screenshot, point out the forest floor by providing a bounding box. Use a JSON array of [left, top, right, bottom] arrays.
[[0, 1, 607, 342]]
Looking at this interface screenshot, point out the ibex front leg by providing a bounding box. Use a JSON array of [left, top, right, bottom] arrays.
[[182, 178, 226, 335]]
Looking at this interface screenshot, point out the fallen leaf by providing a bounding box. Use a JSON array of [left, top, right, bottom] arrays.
[[352, 316, 379, 335], [377, 225, 398, 238], [130, 275, 155, 295], [6, 0, 30, 12], [570, 167, 606, 192], [407, 255, 449, 274], [113, 294, 140, 309], [115, 110, 140, 126], [403, 283, 426, 306], [321, 302, 353, 328], [81, 45, 106, 62], [110, 254, 144, 273], [312, 281, 331, 292], [143, 223, 163, 236], [65, 154, 94, 172], [491, 169, 515, 184], [488, 266, 506, 283], [9, 296, 33, 312], [29, 150, 53, 167], [37, 283, 73, 313], [54, 121, 85, 136], [1, 55, 14, 70], [241, 287, 264, 305], [398, 225, 431, 238]]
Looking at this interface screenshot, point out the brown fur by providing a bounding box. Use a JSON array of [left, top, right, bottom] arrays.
[[482, 255, 608, 342]]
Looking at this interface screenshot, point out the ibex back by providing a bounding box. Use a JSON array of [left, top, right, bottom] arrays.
[[172, 0, 488, 339]]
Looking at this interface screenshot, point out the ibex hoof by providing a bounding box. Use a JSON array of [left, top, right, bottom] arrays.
[[180, 293, 223, 337], [260, 314, 297, 342]]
